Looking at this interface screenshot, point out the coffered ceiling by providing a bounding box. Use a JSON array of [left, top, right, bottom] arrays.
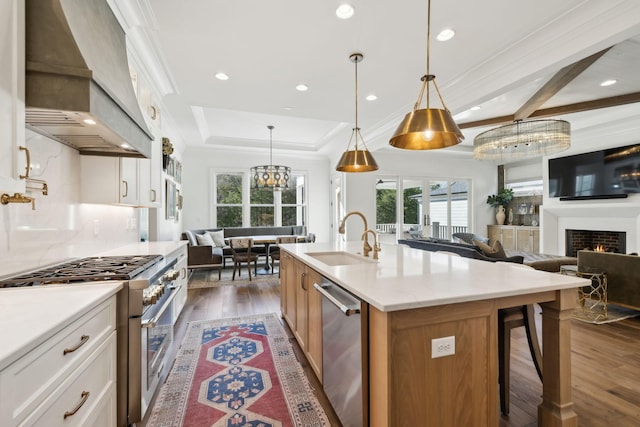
[[111, 0, 640, 163]]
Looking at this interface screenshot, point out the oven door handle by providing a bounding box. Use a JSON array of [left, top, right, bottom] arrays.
[[141, 285, 180, 328]]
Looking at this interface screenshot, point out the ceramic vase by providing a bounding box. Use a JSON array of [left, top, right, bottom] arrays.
[[496, 205, 506, 225]]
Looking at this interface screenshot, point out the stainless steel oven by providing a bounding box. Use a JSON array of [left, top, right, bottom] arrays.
[[122, 256, 179, 427], [0, 253, 180, 427], [129, 264, 180, 422]]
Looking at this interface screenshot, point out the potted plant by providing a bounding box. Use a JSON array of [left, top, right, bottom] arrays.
[[162, 137, 174, 170], [486, 188, 513, 225]]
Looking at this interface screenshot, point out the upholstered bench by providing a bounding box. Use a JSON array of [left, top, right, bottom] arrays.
[[182, 226, 307, 270]]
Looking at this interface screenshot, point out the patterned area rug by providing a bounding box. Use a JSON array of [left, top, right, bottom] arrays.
[[189, 268, 280, 289], [147, 313, 329, 426], [572, 301, 640, 324]]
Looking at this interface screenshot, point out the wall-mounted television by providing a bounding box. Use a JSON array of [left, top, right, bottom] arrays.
[[548, 143, 640, 200]]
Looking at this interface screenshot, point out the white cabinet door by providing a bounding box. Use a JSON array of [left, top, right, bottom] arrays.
[[119, 157, 139, 205], [138, 138, 161, 207], [81, 156, 141, 206], [0, 0, 26, 194]]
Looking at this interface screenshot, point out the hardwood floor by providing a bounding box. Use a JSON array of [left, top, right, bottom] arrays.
[[144, 269, 640, 426]]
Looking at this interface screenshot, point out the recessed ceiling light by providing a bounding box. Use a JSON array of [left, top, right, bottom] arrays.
[[436, 28, 455, 41], [336, 4, 355, 19], [83, 118, 96, 125], [470, 105, 481, 111], [284, 106, 293, 110], [600, 79, 617, 87], [296, 84, 309, 91], [215, 72, 229, 81], [366, 94, 377, 101]]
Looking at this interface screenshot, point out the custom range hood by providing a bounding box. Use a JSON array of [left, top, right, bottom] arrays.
[[25, 0, 153, 158]]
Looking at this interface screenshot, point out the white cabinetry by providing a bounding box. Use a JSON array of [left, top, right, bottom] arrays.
[[0, 296, 117, 427], [81, 156, 140, 206], [138, 137, 162, 207], [79, 145, 161, 207], [0, 0, 26, 194], [172, 244, 189, 320]]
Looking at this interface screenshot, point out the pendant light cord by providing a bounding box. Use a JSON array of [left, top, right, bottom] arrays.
[[268, 125, 274, 165], [413, 0, 450, 112], [426, 0, 431, 108], [354, 55, 360, 150]]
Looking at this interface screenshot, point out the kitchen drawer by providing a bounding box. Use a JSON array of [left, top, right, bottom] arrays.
[[18, 331, 117, 427], [0, 297, 116, 425]]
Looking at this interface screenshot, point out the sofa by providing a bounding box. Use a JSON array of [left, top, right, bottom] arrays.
[[399, 238, 578, 272], [578, 250, 640, 310], [182, 225, 307, 269], [398, 239, 525, 264]]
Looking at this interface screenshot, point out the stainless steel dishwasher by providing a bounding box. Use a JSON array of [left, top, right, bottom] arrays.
[[313, 277, 365, 427]]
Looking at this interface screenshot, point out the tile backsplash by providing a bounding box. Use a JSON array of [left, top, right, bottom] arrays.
[[0, 131, 140, 276]]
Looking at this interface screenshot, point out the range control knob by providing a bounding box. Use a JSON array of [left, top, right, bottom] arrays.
[[165, 270, 179, 281]]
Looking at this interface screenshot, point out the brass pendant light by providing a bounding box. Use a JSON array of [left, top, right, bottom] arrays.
[[336, 53, 379, 172], [389, 0, 464, 150]]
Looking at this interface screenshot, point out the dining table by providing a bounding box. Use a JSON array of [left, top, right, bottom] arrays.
[[242, 235, 307, 275]]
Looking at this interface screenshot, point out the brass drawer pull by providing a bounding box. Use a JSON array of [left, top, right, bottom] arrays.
[[19, 146, 30, 179], [63, 391, 90, 419], [63, 335, 90, 355]]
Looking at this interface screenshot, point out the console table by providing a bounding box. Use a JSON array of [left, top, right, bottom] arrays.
[[487, 225, 539, 252]]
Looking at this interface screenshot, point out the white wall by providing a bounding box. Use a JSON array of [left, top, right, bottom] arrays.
[[539, 119, 640, 254], [181, 147, 332, 243]]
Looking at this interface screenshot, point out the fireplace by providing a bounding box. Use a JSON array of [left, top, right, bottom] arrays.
[[565, 229, 626, 257]]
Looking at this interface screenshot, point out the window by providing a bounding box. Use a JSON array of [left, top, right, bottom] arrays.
[[281, 175, 306, 227], [250, 186, 274, 226], [215, 173, 243, 227], [213, 171, 307, 228]]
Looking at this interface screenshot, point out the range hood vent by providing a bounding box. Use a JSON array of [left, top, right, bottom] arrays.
[[25, 0, 153, 158]]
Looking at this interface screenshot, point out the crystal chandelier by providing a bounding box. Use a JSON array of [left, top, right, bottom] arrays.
[[473, 119, 571, 161]]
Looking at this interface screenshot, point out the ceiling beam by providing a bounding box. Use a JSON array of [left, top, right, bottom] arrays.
[[459, 92, 640, 129], [513, 47, 612, 120], [529, 92, 640, 118]]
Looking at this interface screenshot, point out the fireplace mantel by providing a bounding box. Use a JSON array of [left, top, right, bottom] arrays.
[[542, 202, 640, 218], [540, 201, 640, 255]]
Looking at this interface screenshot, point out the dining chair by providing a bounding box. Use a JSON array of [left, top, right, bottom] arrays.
[[496, 262, 543, 415], [270, 236, 298, 277], [229, 238, 259, 281]]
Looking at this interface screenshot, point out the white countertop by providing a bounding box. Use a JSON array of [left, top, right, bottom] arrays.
[[281, 241, 590, 312], [0, 282, 122, 371], [0, 241, 186, 371]]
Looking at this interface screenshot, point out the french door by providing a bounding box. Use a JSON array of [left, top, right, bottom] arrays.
[[376, 177, 470, 242]]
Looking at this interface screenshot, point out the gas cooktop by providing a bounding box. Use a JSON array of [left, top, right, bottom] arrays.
[[0, 255, 163, 288]]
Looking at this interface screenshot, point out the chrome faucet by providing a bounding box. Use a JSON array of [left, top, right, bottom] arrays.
[[362, 229, 381, 259], [339, 211, 372, 256]]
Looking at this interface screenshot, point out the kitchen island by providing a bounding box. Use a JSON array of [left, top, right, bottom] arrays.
[[280, 241, 589, 427]]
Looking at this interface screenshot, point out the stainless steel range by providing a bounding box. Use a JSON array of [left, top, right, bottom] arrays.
[[0, 253, 181, 427]]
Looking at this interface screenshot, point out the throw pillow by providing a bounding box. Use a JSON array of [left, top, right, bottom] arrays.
[[473, 239, 507, 259], [208, 230, 226, 247], [196, 233, 214, 247]]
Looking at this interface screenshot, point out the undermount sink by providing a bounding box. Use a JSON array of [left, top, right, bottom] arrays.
[[305, 251, 377, 266]]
